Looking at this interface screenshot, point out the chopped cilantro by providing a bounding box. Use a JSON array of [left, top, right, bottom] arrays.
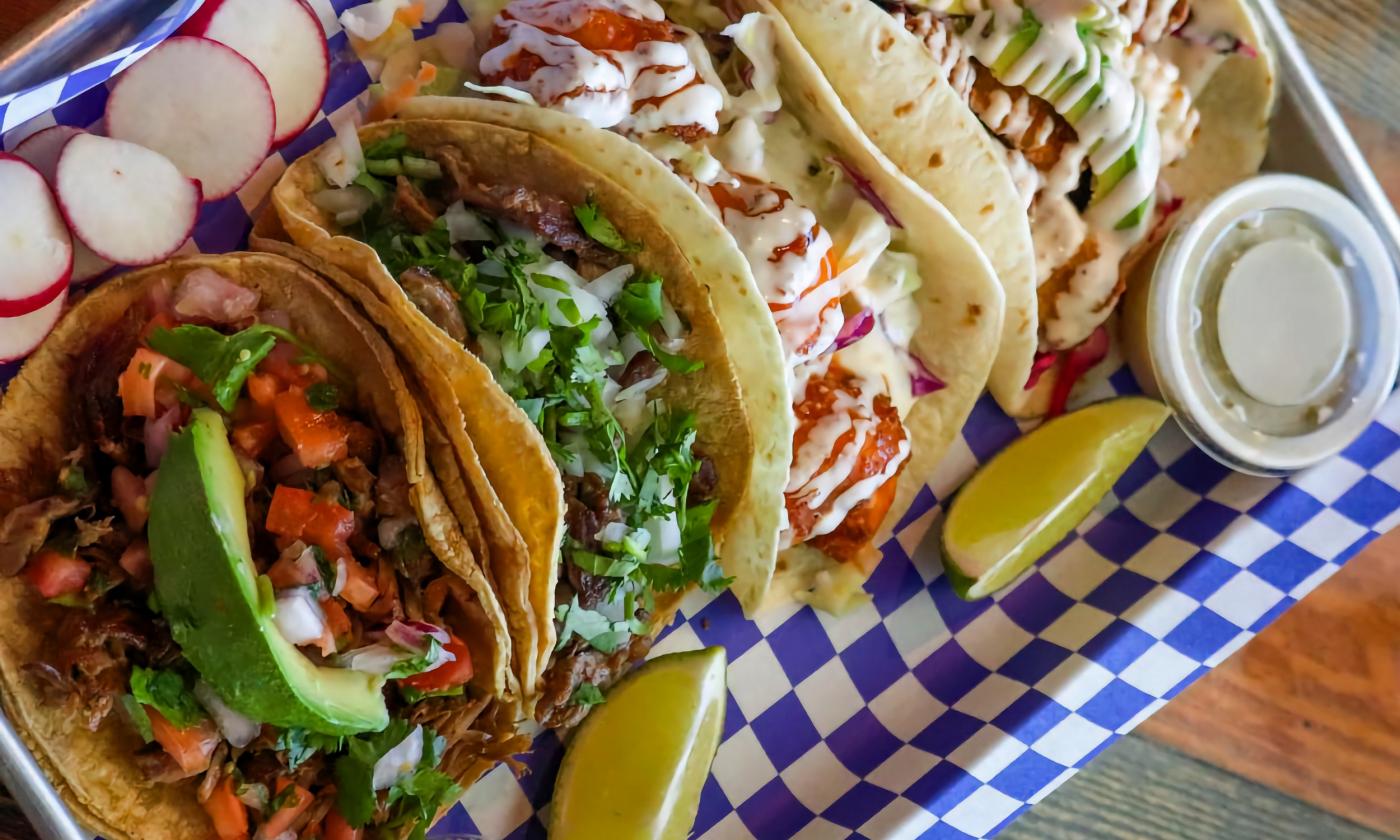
[[364, 132, 409, 160], [335, 722, 459, 837], [119, 694, 154, 742], [129, 666, 204, 728], [148, 324, 334, 412], [385, 636, 447, 679], [306, 381, 341, 412], [58, 462, 87, 496], [573, 198, 640, 253], [399, 683, 465, 704], [570, 683, 606, 707], [616, 276, 664, 326], [277, 727, 346, 771]]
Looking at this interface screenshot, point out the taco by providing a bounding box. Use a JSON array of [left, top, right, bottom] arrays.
[[0, 254, 527, 840], [393, 0, 1004, 611], [769, 0, 1276, 417], [268, 119, 766, 727]]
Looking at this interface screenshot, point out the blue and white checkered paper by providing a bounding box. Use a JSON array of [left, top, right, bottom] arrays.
[[5, 3, 1399, 838]]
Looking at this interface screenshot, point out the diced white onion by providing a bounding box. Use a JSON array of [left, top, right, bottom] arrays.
[[584, 264, 633, 305], [316, 115, 365, 189], [658, 296, 684, 342], [194, 681, 260, 748], [273, 588, 328, 647], [372, 725, 424, 791], [339, 0, 409, 42], [612, 371, 667, 435], [502, 327, 551, 372], [444, 200, 494, 243], [595, 522, 633, 545], [463, 81, 539, 106], [645, 514, 682, 566], [312, 185, 375, 217]]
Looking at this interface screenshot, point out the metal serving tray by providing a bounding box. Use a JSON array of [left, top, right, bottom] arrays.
[[0, 1, 1396, 838]]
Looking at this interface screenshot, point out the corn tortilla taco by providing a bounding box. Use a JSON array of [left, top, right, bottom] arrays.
[[0, 253, 526, 839]]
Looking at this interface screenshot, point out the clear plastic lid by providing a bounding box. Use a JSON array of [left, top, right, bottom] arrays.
[[1145, 175, 1399, 475]]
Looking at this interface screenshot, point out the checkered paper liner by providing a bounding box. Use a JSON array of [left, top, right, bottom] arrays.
[[0, 0, 205, 135], [5, 2, 1400, 838]]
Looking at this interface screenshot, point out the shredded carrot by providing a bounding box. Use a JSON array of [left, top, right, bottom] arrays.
[[394, 1, 426, 28], [366, 61, 438, 122]]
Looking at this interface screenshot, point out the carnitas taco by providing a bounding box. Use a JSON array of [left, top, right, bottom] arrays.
[[769, 0, 1276, 416], [0, 254, 527, 840], [268, 119, 766, 728], [393, 0, 1003, 611]]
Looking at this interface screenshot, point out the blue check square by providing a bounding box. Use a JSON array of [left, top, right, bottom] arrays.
[[1333, 476, 1400, 528], [1077, 679, 1155, 730], [752, 694, 822, 771], [989, 750, 1068, 800], [1164, 607, 1241, 661], [737, 778, 815, 840], [823, 781, 898, 830], [829, 708, 903, 776], [1167, 550, 1242, 600], [767, 607, 837, 686], [1251, 484, 1325, 535]]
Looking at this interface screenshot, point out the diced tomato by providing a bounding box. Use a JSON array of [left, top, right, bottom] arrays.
[[267, 551, 317, 590], [323, 809, 362, 840], [111, 466, 151, 531], [259, 342, 327, 390], [201, 775, 249, 840], [139, 312, 178, 344], [261, 779, 313, 838], [266, 486, 356, 559], [246, 372, 283, 410], [118, 349, 193, 418], [401, 635, 474, 693], [231, 421, 279, 459], [339, 560, 379, 612], [147, 709, 219, 775], [22, 550, 90, 599], [322, 596, 352, 645], [118, 539, 152, 583], [272, 389, 350, 469]]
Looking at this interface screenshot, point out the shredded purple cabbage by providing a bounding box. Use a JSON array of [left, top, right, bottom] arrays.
[[908, 352, 946, 396], [825, 156, 903, 229], [833, 308, 874, 350]]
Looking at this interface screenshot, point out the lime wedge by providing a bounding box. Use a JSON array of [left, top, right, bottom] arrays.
[[549, 647, 727, 840], [943, 397, 1170, 599]]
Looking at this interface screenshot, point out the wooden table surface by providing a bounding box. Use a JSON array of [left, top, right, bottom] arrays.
[[0, 0, 1397, 838]]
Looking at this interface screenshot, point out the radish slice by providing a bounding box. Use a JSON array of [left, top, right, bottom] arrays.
[[0, 153, 72, 316], [182, 0, 331, 145], [13, 126, 83, 179], [14, 127, 116, 282], [106, 36, 275, 200], [56, 135, 201, 267], [0, 290, 67, 363]]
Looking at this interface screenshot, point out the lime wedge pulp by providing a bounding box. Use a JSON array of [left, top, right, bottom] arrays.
[[942, 397, 1171, 599], [549, 647, 728, 840]]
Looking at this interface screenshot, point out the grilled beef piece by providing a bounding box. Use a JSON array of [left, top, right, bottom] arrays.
[[688, 450, 718, 505], [617, 351, 661, 388], [535, 634, 654, 729], [333, 457, 377, 518], [400, 267, 470, 344], [76, 314, 143, 465], [394, 175, 441, 233], [376, 455, 413, 518], [0, 496, 83, 575], [432, 145, 620, 266], [562, 473, 624, 551]]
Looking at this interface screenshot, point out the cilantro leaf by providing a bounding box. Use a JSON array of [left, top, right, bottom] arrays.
[[554, 597, 631, 654], [364, 132, 409, 160], [616, 277, 663, 326], [306, 381, 341, 412], [120, 694, 154, 742], [129, 667, 204, 728], [630, 329, 703, 374], [385, 637, 446, 679], [277, 727, 345, 771], [399, 683, 465, 704], [148, 324, 335, 412], [573, 198, 640, 253], [570, 683, 606, 707], [334, 719, 415, 828]]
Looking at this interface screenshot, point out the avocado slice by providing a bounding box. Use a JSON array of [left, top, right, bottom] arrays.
[[149, 409, 389, 736], [988, 10, 1043, 78]]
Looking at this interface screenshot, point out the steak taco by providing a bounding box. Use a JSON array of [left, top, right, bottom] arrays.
[[268, 119, 767, 727], [394, 0, 1004, 611], [0, 254, 527, 839], [769, 0, 1276, 416]]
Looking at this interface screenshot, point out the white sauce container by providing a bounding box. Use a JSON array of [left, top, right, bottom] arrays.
[[1122, 174, 1400, 475]]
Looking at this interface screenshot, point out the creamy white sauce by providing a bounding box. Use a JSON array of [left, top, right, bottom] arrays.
[[480, 0, 723, 135], [1030, 193, 1089, 286]]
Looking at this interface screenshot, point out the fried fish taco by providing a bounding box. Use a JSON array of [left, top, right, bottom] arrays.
[[269, 119, 765, 727], [392, 0, 1003, 610], [0, 254, 527, 840], [768, 0, 1275, 417]]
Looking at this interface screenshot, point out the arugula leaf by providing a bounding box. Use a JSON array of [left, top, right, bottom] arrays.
[[574, 198, 640, 253], [129, 667, 204, 728], [120, 694, 154, 742], [276, 727, 345, 771], [306, 381, 341, 412], [570, 683, 606, 708]]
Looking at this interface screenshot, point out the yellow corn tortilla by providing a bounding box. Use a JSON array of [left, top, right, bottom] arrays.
[[269, 119, 762, 686], [0, 253, 516, 840]]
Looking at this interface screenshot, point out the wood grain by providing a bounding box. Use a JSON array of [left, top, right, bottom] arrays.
[[0, 1, 57, 45], [1004, 735, 1390, 840]]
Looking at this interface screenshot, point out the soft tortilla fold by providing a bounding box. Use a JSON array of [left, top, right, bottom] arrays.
[[398, 1, 1006, 611], [0, 253, 517, 840], [769, 0, 1276, 417], [268, 119, 764, 690]]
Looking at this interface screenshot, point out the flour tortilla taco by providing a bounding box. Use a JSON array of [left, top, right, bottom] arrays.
[[0, 254, 526, 840], [269, 118, 767, 727], [392, 0, 1004, 613], [769, 0, 1276, 417]]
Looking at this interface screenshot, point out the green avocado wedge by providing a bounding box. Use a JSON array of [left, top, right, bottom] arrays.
[[148, 409, 389, 735], [941, 398, 1171, 600]]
